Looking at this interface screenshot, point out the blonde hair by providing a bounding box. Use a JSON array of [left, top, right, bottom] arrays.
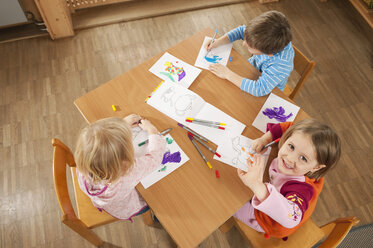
[[278, 119, 341, 180], [244, 10, 292, 54], [75, 117, 134, 184]]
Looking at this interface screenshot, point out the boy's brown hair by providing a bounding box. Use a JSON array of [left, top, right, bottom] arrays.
[[278, 119, 341, 180], [244, 10, 292, 54], [75, 117, 135, 184]]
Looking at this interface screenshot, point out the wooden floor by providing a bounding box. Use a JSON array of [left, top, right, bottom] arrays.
[[1, 0, 372, 247]]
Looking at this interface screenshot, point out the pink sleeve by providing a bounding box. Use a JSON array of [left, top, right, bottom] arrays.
[[251, 183, 303, 228], [133, 134, 166, 181]]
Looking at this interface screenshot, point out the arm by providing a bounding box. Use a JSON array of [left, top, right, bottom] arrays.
[[252, 181, 314, 228], [206, 25, 246, 50]]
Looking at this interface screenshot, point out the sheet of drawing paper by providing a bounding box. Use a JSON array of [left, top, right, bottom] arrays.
[[140, 134, 189, 189], [213, 135, 271, 172], [194, 36, 233, 70], [186, 102, 246, 145], [149, 52, 202, 88], [252, 93, 300, 133], [147, 81, 205, 124]]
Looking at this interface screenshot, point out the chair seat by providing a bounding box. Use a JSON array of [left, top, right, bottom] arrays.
[[71, 167, 118, 228], [234, 217, 326, 248]]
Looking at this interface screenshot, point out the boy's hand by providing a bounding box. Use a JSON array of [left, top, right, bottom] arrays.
[[209, 63, 230, 80], [205, 38, 218, 51], [138, 119, 158, 135], [123, 114, 142, 127]]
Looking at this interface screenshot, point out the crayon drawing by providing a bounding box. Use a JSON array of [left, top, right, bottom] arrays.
[[149, 52, 201, 88], [160, 61, 186, 82], [252, 93, 300, 133], [204, 53, 222, 63], [195, 36, 233, 70], [262, 106, 293, 122], [140, 134, 189, 189], [214, 135, 271, 172]]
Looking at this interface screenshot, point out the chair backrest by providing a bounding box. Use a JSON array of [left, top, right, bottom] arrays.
[[52, 138, 106, 246], [285, 45, 316, 100], [231, 216, 359, 248]]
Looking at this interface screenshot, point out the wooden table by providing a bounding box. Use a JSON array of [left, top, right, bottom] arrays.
[[74, 28, 309, 248]]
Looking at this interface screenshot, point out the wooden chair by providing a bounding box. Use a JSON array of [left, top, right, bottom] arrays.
[[52, 138, 154, 246], [283, 45, 316, 100], [220, 216, 359, 248]]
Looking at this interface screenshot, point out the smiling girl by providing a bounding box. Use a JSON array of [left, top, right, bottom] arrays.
[[234, 119, 341, 239]]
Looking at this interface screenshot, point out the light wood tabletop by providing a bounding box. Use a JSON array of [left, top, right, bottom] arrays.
[[74, 28, 309, 248]]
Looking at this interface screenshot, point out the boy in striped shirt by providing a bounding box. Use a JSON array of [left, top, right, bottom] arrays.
[[207, 11, 294, 97]]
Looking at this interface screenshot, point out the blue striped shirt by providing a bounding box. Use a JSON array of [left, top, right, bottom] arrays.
[[227, 25, 294, 97]]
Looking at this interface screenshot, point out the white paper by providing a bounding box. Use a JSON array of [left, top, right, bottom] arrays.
[[139, 133, 189, 189], [194, 36, 233, 70], [149, 52, 201, 88], [214, 135, 271, 172], [147, 81, 246, 145], [252, 93, 300, 133]]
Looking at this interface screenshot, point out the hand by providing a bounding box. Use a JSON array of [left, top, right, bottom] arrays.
[[209, 63, 231, 80], [250, 132, 273, 154], [237, 154, 266, 189], [123, 114, 142, 127], [204, 37, 221, 51], [138, 119, 158, 135]]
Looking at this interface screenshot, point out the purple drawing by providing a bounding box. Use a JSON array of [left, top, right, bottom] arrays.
[[161, 151, 182, 165], [262, 106, 293, 122]]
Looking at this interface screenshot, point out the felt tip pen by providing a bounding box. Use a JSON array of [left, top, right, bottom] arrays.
[[138, 128, 172, 147], [177, 123, 209, 143], [188, 134, 212, 169], [187, 132, 221, 158], [187, 121, 225, 130], [185, 118, 226, 126]]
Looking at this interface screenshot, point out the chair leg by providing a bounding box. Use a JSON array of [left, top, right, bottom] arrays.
[[219, 217, 235, 233], [63, 218, 103, 246], [142, 209, 154, 226]]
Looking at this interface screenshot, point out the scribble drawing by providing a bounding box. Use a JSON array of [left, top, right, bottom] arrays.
[[132, 128, 142, 140], [174, 94, 197, 116], [262, 106, 293, 122], [166, 137, 174, 144], [158, 151, 182, 173], [231, 137, 254, 169], [160, 86, 176, 107], [160, 61, 186, 82], [204, 53, 222, 63]]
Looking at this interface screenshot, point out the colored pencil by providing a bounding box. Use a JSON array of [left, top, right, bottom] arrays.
[[177, 123, 209, 143], [138, 128, 172, 147], [187, 121, 225, 130], [187, 132, 221, 158], [185, 118, 226, 126], [188, 134, 212, 169]]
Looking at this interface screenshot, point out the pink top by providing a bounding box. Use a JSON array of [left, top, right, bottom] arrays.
[[77, 134, 166, 220], [234, 158, 314, 231]]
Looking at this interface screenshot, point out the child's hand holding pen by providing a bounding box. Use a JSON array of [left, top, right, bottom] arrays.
[[138, 119, 158, 135], [123, 114, 142, 127], [250, 131, 273, 154], [237, 154, 269, 202]]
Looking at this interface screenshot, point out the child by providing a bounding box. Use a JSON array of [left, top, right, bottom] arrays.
[[74, 114, 166, 221], [235, 119, 341, 239], [207, 10, 294, 97]]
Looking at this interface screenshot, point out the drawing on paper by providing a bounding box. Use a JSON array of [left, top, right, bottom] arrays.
[[174, 95, 197, 116], [159, 86, 197, 116], [159, 61, 186, 82], [262, 106, 293, 122], [231, 136, 255, 168], [166, 137, 174, 144], [204, 53, 222, 63], [158, 151, 182, 173]]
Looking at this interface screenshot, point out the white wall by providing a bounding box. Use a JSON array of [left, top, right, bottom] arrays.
[[0, 0, 27, 26]]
